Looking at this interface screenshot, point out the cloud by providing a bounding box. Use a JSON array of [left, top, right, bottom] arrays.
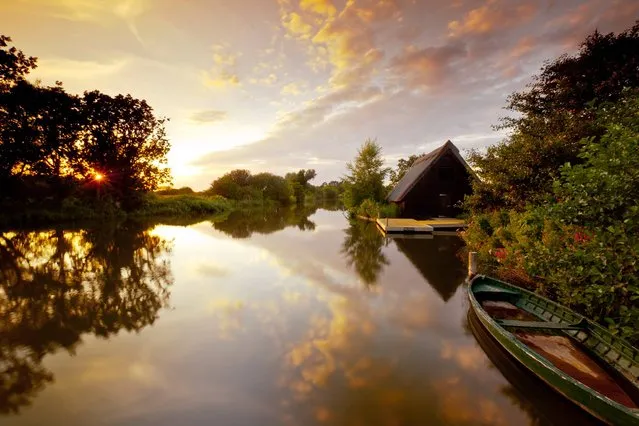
[[249, 74, 279, 86], [299, 0, 337, 18], [201, 71, 241, 88], [201, 45, 242, 89], [282, 11, 315, 39], [448, 0, 538, 37], [281, 81, 307, 96], [190, 110, 229, 125], [389, 42, 467, 89]]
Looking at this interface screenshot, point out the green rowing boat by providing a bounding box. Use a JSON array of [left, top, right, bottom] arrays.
[[468, 275, 639, 425]]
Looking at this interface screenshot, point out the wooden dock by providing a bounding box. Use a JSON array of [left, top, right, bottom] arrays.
[[375, 217, 467, 235]]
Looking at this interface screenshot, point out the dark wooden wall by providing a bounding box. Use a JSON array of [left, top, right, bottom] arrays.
[[399, 152, 472, 218]]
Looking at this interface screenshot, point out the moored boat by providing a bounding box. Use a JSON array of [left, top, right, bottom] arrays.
[[468, 275, 639, 425]]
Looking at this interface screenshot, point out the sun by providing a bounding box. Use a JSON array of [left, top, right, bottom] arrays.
[[94, 173, 105, 182]]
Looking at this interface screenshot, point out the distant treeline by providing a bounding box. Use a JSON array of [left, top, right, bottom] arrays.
[[202, 168, 343, 205], [0, 35, 171, 212]]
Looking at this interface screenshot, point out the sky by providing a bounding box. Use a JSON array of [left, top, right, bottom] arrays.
[[1, 0, 637, 190]]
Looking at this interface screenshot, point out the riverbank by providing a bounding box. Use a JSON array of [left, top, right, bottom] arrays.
[[0, 193, 339, 230], [0, 193, 233, 229]]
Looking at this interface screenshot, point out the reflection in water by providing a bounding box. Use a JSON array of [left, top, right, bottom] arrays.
[[212, 205, 318, 238], [393, 236, 466, 301], [467, 310, 602, 426], [341, 220, 389, 286], [1, 210, 576, 425], [0, 224, 173, 414]]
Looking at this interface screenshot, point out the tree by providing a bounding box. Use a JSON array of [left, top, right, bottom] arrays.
[[462, 93, 639, 343], [0, 35, 37, 92], [285, 169, 316, 205], [0, 36, 39, 186], [467, 22, 639, 211], [389, 154, 421, 187], [342, 139, 388, 210], [0, 81, 82, 182], [209, 170, 294, 204], [79, 91, 171, 206], [319, 181, 342, 201], [252, 172, 293, 205], [209, 169, 257, 200]]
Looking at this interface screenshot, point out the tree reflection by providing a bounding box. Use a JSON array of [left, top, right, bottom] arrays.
[[0, 223, 173, 414], [212, 205, 318, 238], [341, 220, 389, 287]]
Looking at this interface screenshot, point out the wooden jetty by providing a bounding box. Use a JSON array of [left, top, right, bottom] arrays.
[[375, 217, 466, 235]]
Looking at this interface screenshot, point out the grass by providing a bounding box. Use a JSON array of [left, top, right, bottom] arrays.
[[132, 193, 231, 217], [0, 193, 233, 229]]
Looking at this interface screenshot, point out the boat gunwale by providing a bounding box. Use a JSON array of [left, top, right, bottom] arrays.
[[468, 274, 639, 424]]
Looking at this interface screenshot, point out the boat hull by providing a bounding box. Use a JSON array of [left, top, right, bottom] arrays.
[[468, 276, 639, 425]]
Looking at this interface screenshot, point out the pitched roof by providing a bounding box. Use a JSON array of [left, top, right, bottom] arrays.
[[386, 140, 473, 202]]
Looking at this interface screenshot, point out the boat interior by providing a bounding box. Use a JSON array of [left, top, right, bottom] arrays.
[[473, 282, 639, 409]]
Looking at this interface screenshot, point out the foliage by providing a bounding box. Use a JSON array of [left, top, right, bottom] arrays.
[[356, 199, 379, 218], [378, 203, 399, 218], [80, 91, 171, 207], [0, 35, 37, 92], [254, 172, 295, 205], [355, 199, 399, 219], [0, 34, 173, 217], [388, 154, 421, 187], [209, 169, 293, 205], [133, 193, 231, 217], [342, 139, 388, 212], [317, 180, 343, 202], [467, 22, 639, 211], [285, 169, 316, 205], [463, 100, 639, 343], [156, 186, 195, 195], [0, 81, 84, 186]]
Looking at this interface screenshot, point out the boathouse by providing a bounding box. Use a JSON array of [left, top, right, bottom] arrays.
[[387, 140, 474, 218]]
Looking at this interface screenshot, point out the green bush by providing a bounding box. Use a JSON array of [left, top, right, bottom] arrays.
[[463, 107, 639, 343], [378, 203, 399, 218], [356, 199, 379, 218]]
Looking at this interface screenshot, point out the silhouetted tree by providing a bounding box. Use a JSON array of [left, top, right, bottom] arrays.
[[79, 91, 171, 207], [0, 81, 82, 186], [0, 35, 36, 92]]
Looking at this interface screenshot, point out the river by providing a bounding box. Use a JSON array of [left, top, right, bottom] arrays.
[[0, 207, 600, 425]]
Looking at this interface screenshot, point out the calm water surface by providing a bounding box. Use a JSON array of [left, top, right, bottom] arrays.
[[1, 208, 600, 425]]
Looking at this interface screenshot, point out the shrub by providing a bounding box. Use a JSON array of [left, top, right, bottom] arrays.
[[356, 199, 379, 218], [463, 107, 639, 343]]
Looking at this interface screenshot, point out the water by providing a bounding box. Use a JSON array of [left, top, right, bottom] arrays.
[[0, 208, 600, 425]]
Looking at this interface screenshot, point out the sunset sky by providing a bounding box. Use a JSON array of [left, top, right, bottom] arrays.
[[2, 0, 637, 189]]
